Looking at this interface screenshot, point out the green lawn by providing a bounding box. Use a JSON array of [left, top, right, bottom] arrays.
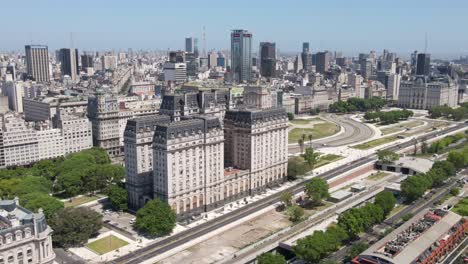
[[452, 197, 468, 216], [315, 154, 344, 168], [86, 235, 129, 255], [290, 119, 311, 125], [367, 171, 390, 181], [288, 122, 339, 143], [351, 136, 398, 150], [64, 195, 104, 208]]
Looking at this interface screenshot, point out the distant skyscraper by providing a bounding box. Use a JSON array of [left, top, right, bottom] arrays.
[[169, 51, 185, 63], [81, 54, 94, 68], [416, 53, 431, 76], [301, 42, 312, 71], [185, 37, 194, 53], [217, 54, 226, 68], [25, 45, 50, 82], [193, 38, 199, 57], [259, 42, 276, 78], [208, 52, 218, 69], [231, 29, 253, 83], [316, 51, 330, 74], [302, 42, 310, 53], [59, 48, 79, 81]]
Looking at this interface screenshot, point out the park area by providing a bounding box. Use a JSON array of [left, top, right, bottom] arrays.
[[85, 235, 129, 255], [288, 119, 339, 143]]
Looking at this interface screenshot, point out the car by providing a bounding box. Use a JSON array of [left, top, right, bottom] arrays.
[[129, 218, 136, 224]]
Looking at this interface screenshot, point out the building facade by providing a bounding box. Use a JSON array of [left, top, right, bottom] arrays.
[[25, 45, 50, 83], [59, 48, 79, 82], [224, 108, 288, 194], [260, 42, 276, 78], [397, 76, 458, 109], [231, 29, 253, 83], [124, 115, 171, 211], [0, 198, 55, 264], [87, 92, 121, 156], [153, 117, 225, 220]]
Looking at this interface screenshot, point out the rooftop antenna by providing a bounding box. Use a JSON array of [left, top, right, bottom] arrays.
[[424, 32, 428, 53], [70, 32, 74, 49], [202, 26, 206, 57]]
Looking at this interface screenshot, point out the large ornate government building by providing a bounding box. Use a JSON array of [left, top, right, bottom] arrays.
[[124, 87, 288, 220], [0, 198, 55, 264]]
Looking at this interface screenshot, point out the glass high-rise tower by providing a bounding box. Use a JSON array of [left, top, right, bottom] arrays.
[[231, 29, 252, 83]]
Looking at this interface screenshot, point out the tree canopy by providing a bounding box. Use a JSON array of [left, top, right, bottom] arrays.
[[377, 150, 399, 164], [329, 97, 386, 113], [135, 199, 177, 237], [257, 252, 286, 264], [305, 178, 330, 205], [20, 192, 64, 220], [49, 207, 102, 248], [107, 185, 128, 211], [374, 191, 396, 217]]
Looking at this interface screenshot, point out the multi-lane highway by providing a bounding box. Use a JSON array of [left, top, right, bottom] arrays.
[[111, 123, 466, 264]]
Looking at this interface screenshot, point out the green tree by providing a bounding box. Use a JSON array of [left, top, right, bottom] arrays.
[[280, 191, 293, 207], [49, 207, 102, 248], [136, 199, 176, 237], [347, 242, 369, 261], [298, 138, 305, 154], [107, 185, 128, 211], [257, 252, 286, 264], [432, 160, 456, 177], [450, 187, 460, 196], [20, 192, 64, 220], [287, 112, 295, 121], [305, 178, 330, 205], [287, 205, 304, 223], [377, 150, 399, 164], [31, 159, 57, 181], [374, 191, 396, 217], [287, 157, 308, 180], [401, 175, 429, 202], [294, 230, 329, 263], [447, 151, 466, 169], [302, 147, 320, 169], [337, 208, 364, 238]]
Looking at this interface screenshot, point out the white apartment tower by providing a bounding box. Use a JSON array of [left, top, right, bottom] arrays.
[[124, 115, 171, 211], [152, 116, 225, 220], [224, 108, 288, 194]]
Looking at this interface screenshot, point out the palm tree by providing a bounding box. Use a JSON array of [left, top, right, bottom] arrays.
[[308, 134, 313, 147], [298, 138, 304, 154]]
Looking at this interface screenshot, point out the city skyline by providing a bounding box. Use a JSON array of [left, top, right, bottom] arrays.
[[2, 0, 468, 58]]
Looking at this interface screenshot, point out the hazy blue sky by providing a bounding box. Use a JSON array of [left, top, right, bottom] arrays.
[[2, 0, 467, 57]]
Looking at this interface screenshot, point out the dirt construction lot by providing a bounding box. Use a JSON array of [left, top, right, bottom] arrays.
[[158, 210, 291, 264]]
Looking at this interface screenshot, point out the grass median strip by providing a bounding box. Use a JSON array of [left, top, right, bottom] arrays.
[[351, 136, 398, 150]]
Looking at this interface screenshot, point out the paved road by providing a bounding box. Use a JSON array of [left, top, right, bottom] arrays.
[[54, 248, 86, 264], [288, 114, 375, 153], [111, 123, 467, 264]]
